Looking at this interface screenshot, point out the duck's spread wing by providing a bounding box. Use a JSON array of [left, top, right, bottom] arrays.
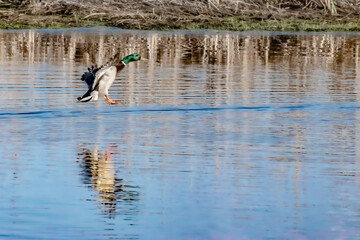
[[91, 65, 114, 90], [81, 53, 120, 90], [103, 53, 120, 68], [81, 66, 100, 89]]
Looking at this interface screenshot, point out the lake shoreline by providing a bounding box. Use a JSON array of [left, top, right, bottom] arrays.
[[1, 1, 360, 31]]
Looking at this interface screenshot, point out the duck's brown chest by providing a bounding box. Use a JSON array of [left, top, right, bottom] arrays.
[[116, 64, 125, 73]]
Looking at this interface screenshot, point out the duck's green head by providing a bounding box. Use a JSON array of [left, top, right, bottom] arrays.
[[121, 53, 143, 65]]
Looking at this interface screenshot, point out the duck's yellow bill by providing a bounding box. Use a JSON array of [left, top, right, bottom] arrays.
[[140, 57, 148, 61]]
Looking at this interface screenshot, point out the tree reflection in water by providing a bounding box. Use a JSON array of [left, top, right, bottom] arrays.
[[77, 146, 139, 219]]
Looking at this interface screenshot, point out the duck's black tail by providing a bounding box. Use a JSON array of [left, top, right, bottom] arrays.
[[77, 88, 93, 102]]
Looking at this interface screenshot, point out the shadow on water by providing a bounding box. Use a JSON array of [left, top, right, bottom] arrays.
[[77, 145, 140, 219]]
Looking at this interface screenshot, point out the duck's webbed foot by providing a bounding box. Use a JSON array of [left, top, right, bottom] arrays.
[[104, 96, 121, 105]]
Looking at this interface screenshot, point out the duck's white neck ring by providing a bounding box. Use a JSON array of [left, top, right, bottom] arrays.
[[121, 61, 126, 66]]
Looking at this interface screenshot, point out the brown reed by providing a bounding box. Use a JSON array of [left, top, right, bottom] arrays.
[[2, 0, 360, 30]]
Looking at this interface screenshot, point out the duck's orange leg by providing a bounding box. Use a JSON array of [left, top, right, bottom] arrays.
[[104, 96, 121, 105]]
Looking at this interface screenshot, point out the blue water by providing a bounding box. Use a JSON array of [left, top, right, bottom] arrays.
[[1, 28, 360, 239]]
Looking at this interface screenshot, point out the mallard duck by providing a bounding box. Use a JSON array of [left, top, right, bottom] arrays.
[[77, 53, 145, 104]]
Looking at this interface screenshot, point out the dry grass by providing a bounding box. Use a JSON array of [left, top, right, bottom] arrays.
[[1, 0, 360, 29]]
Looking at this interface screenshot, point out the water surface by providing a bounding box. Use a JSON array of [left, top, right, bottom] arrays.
[[1, 28, 360, 239]]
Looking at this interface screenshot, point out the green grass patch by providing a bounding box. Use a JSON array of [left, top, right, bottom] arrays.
[[1, 11, 360, 32], [160, 16, 360, 32], [0, 16, 108, 30], [218, 17, 360, 32]]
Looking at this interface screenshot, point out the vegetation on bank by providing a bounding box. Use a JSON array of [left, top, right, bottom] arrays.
[[1, 0, 360, 31]]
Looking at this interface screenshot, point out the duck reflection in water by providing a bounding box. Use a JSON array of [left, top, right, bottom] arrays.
[[77, 146, 139, 219]]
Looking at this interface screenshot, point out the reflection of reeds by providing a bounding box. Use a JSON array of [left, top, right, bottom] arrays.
[[1, 30, 359, 104], [0, 30, 356, 66]]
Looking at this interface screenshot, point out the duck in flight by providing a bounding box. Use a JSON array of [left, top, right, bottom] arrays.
[[77, 53, 145, 104]]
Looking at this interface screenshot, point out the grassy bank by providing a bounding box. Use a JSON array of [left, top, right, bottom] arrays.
[[1, 0, 360, 31]]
